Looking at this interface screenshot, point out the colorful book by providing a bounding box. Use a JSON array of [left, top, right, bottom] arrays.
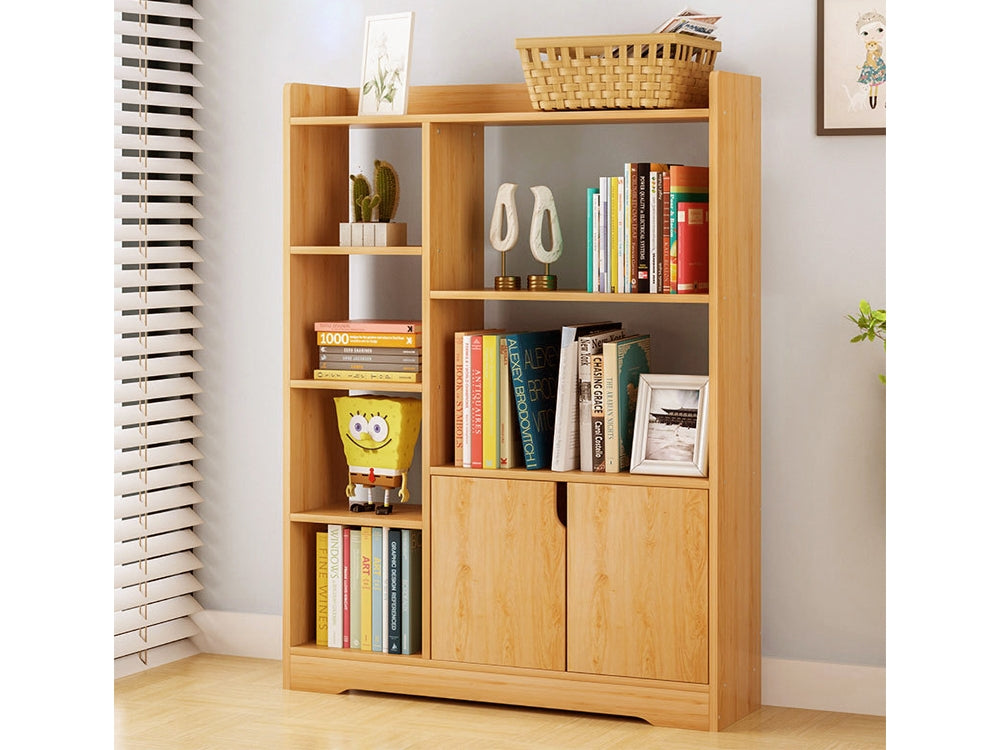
[[349, 527, 361, 649], [658, 167, 672, 293], [628, 162, 639, 293], [498, 334, 522, 469], [551, 322, 621, 472], [469, 333, 484, 469], [635, 162, 651, 293], [341, 526, 351, 648], [577, 328, 629, 472], [669, 165, 709, 294], [318, 352, 422, 364], [317, 361, 421, 373], [327, 524, 343, 648], [603, 334, 652, 473], [313, 369, 420, 383], [387, 528, 402, 654], [590, 352, 607, 472], [586, 186, 598, 292], [609, 175, 619, 294], [591, 188, 601, 293], [360, 526, 372, 651], [481, 333, 499, 469], [381, 526, 390, 652], [454, 331, 465, 466], [371, 526, 383, 653], [505, 329, 561, 470], [677, 201, 710, 294], [316, 331, 421, 348], [401, 529, 422, 655], [598, 176, 609, 292], [314, 319, 421, 333], [316, 531, 328, 647], [320, 345, 420, 357], [649, 162, 671, 293]]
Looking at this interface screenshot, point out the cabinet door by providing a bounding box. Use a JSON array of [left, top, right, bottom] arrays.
[[567, 484, 708, 683], [431, 476, 566, 670]]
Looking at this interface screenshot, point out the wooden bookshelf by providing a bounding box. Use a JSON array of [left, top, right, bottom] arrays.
[[282, 74, 760, 730]]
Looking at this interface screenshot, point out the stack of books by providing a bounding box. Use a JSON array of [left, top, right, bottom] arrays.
[[313, 319, 422, 383], [316, 526, 421, 655]]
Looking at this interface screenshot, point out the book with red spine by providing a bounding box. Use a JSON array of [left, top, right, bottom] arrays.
[[677, 201, 710, 294], [669, 165, 709, 293], [314, 319, 421, 333]]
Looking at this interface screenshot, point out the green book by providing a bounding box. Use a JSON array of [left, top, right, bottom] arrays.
[[603, 334, 652, 472]]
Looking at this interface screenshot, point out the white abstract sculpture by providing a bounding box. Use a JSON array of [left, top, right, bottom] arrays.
[[528, 185, 561, 289], [490, 183, 521, 289]]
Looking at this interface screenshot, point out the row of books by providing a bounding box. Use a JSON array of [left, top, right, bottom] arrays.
[[312, 319, 422, 383], [316, 525, 421, 655], [454, 322, 651, 473], [587, 163, 709, 295]]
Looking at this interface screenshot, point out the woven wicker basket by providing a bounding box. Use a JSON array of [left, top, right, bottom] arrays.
[[516, 34, 720, 111]]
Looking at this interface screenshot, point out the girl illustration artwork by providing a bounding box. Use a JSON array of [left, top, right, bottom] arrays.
[[856, 11, 885, 110]]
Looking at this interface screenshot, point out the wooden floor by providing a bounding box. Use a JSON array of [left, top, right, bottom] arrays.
[[114, 654, 885, 749]]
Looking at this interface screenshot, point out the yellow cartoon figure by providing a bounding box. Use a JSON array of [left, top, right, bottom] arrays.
[[334, 395, 421, 515]]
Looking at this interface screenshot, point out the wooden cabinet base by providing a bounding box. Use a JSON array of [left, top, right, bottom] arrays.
[[286, 652, 713, 730]]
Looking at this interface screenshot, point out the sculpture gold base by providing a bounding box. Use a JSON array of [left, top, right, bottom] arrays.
[[494, 275, 522, 290], [528, 274, 557, 291]]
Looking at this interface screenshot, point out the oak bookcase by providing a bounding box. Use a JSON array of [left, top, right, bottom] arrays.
[[282, 71, 760, 730]]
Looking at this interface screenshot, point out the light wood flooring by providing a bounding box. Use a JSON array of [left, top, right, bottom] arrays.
[[114, 654, 886, 749]]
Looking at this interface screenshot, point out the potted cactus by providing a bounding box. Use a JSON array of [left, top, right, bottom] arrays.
[[340, 159, 406, 247]]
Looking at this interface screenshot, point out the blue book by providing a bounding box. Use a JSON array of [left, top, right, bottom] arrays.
[[371, 527, 383, 653], [401, 529, 422, 655], [387, 528, 402, 654], [586, 187, 598, 293], [504, 329, 561, 470]]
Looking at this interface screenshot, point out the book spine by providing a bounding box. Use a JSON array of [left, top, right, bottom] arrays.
[[677, 202, 710, 293], [316, 531, 328, 647], [371, 527, 383, 654], [350, 528, 361, 649], [317, 361, 421, 372], [328, 524, 343, 648], [604, 341, 620, 473], [586, 187, 597, 293], [470, 334, 484, 469], [454, 332, 464, 466], [660, 169, 671, 294], [622, 163, 631, 293], [341, 526, 351, 648], [591, 189, 600, 293], [318, 352, 422, 364], [649, 171, 659, 294], [360, 526, 372, 651], [498, 335, 519, 469], [617, 336, 652, 469], [319, 346, 421, 357], [462, 334, 472, 467], [598, 177, 608, 292], [314, 320, 421, 333], [481, 334, 498, 469], [313, 369, 420, 383], [629, 163, 639, 292], [669, 166, 710, 294], [387, 528, 402, 654], [591, 352, 606, 472], [636, 163, 650, 293], [617, 175, 625, 293], [402, 530, 422, 655], [550, 334, 579, 472], [316, 331, 421, 348], [381, 527, 390, 652], [609, 176, 619, 294]]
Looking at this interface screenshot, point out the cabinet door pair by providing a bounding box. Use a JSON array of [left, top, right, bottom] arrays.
[[431, 477, 708, 684]]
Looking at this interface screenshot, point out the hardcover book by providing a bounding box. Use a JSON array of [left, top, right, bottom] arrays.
[[586, 186, 598, 293], [498, 334, 523, 469], [381, 526, 389, 652], [578, 328, 629, 472], [360, 526, 373, 651], [350, 527, 361, 649], [603, 334, 652, 472], [677, 201, 710, 294], [401, 529, 422, 655], [316, 531, 328, 647], [327, 524, 343, 648], [313, 369, 420, 383], [317, 361, 421, 373], [314, 319, 421, 333], [371, 526, 383, 653], [481, 333, 500, 469], [316, 331, 421, 348], [318, 352, 422, 364], [341, 526, 351, 649], [635, 162, 651, 293], [669, 165, 709, 294], [551, 322, 622, 472], [320, 346, 421, 357], [590, 352, 607, 472], [505, 329, 561, 470], [468, 333, 484, 469], [387, 528, 402, 654], [456, 329, 502, 468]]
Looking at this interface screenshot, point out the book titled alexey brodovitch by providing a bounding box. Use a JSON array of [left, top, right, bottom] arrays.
[[504, 329, 561, 470]]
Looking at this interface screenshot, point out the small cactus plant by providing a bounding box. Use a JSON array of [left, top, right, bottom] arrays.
[[373, 159, 399, 223], [350, 173, 371, 222], [358, 194, 381, 223]]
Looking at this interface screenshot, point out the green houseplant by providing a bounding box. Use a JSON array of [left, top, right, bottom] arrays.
[[847, 299, 886, 383]]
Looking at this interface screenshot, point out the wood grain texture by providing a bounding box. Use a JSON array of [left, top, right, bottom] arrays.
[[430, 476, 566, 671], [567, 484, 708, 684], [708, 70, 762, 730]]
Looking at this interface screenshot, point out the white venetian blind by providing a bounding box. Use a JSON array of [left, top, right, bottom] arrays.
[[114, 0, 205, 678]]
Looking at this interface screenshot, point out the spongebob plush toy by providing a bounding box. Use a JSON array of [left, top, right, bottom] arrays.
[[334, 395, 421, 515]]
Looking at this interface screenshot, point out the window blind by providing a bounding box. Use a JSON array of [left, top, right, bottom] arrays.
[[114, 0, 205, 678]]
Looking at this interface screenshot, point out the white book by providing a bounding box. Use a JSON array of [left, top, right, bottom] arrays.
[[578, 328, 629, 471], [327, 524, 343, 648]]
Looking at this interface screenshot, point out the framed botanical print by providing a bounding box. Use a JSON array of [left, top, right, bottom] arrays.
[[817, 0, 886, 135], [359, 12, 414, 116]]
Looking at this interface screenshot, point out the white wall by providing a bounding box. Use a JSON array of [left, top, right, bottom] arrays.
[[194, 0, 885, 673]]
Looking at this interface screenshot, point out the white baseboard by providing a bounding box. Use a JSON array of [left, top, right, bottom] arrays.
[[190, 610, 885, 716], [762, 657, 885, 716]]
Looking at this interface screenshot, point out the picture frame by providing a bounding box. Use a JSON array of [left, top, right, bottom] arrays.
[[359, 12, 414, 117], [630, 374, 709, 477], [816, 0, 886, 135]]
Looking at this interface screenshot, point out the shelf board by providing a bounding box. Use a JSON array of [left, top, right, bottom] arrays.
[[430, 465, 710, 490], [290, 245, 422, 256], [429, 289, 708, 303], [290, 108, 709, 128], [290, 378, 423, 394], [290, 643, 426, 662], [291, 502, 423, 528]]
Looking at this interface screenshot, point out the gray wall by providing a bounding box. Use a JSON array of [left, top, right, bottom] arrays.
[[194, 0, 885, 667]]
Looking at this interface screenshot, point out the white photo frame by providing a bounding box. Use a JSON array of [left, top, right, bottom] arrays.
[[630, 374, 709, 477], [359, 12, 414, 116]]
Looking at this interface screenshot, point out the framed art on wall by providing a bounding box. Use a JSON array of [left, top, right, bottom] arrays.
[[630, 374, 709, 477], [817, 0, 885, 135], [359, 12, 414, 116]]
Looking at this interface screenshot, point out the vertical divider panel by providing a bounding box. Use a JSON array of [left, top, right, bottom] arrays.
[[707, 71, 762, 730]]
